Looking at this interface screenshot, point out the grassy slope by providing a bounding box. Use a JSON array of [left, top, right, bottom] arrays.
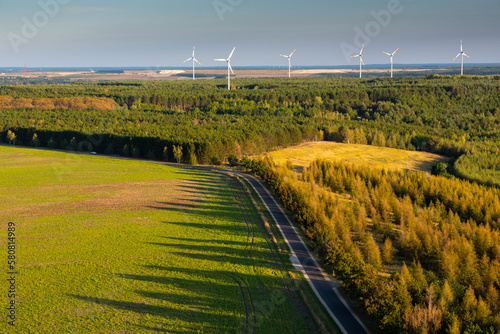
[[0, 146, 311, 334], [266, 141, 450, 173]]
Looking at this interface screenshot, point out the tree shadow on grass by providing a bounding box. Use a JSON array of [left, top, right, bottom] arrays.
[[174, 168, 224, 180], [68, 246, 297, 333], [69, 272, 243, 333], [142, 265, 278, 286], [160, 235, 251, 247], [175, 183, 223, 193], [69, 294, 236, 333], [146, 242, 273, 265], [154, 198, 237, 208], [134, 325, 198, 333], [149, 199, 244, 225], [160, 221, 243, 236]]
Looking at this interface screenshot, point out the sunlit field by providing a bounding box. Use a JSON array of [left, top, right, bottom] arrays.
[[0, 146, 319, 333]]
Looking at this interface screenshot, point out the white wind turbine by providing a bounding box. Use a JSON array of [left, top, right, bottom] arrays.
[[351, 44, 365, 78], [383, 48, 399, 78], [453, 40, 470, 75], [215, 47, 236, 90], [183, 45, 201, 80], [280, 49, 296, 78]]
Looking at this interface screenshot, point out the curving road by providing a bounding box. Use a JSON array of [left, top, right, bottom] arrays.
[[232, 171, 369, 334], [181, 163, 369, 334]]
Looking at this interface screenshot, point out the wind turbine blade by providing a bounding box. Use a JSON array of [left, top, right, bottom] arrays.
[[460, 40, 463, 52], [351, 54, 360, 58], [361, 58, 365, 66], [383, 52, 391, 56], [452, 54, 460, 62], [280, 54, 288, 58], [194, 58, 201, 65], [228, 62, 234, 75], [360, 44, 365, 55], [463, 53, 470, 58], [214, 59, 226, 62], [289, 49, 296, 57], [183, 57, 193, 63], [192, 46, 196, 57], [393, 48, 399, 55], [228, 47, 236, 59]]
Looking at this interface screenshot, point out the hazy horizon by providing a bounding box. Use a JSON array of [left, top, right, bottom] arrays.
[[1, 0, 498, 67], [3, 63, 500, 72]]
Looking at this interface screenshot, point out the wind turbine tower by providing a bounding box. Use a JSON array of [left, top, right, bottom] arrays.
[[383, 48, 399, 78], [351, 44, 365, 78], [280, 49, 296, 78], [215, 47, 236, 90], [183, 45, 201, 80], [453, 40, 470, 75]]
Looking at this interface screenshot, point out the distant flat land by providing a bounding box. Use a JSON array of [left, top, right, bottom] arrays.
[[0, 146, 320, 333], [1, 64, 499, 83], [266, 141, 450, 173]]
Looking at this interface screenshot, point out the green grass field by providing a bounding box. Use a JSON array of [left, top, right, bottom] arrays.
[[0, 146, 322, 333], [266, 141, 450, 173]]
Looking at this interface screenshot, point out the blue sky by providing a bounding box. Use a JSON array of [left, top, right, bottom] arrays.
[[0, 0, 498, 67]]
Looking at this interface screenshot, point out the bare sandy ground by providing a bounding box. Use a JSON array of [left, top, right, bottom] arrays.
[[0, 66, 456, 81]]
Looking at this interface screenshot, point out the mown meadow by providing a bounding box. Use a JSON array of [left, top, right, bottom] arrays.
[[264, 141, 450, 173], [0, 146, 323, 333]]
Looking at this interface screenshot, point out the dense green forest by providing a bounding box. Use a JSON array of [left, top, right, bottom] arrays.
[[2, 75, 500, 332], [1, 76, 499, 185], [243, 157, 500, 333]]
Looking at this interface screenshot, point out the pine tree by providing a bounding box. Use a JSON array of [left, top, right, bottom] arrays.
[[173, 145, 183, 164], [382, 237, 394, 264], [364, 234, 382, 269], [6, 130, 16, 145], [121, 144, 130, 157], [438, 280, 454, 311], [31, 133, 40, 147], [47, 137, 56, 149], [188, 143, 197, 165], [401, 262, 412, 284], [69, 137, 77, 151], [485, 283, 499, 314], [462, 286, 478, 325], [446, 314, 461, 334], [162, 146, 168, 162], [131, 145, 140, 158], [475, 297, 491, 326]]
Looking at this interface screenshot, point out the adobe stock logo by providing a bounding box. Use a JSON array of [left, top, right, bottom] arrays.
[[213, 0, 243, 21], [340, 0, 408, 63], [7, 0, 71, 53]]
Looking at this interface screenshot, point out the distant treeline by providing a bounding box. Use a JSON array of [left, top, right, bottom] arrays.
[[0, 76, 499, 185], [0, 96, 116, 110], [243, 156, 500, 333]]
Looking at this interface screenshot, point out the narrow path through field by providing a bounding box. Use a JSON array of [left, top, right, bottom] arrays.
[[225, 273, 256, 334], [231, 171, 370, 334], [176, 164, 369, 334], [224, 174, 318, 333], [225, 176, 255, 255]]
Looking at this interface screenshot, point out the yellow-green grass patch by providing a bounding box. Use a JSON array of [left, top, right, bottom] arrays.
[[266, 141, 449, 173]]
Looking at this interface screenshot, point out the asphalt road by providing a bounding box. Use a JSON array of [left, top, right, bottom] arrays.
[[229, 171, 369, 334]]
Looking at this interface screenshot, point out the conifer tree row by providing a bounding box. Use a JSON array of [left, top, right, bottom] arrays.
[[1, 76, 499, 184], [242, 156, 500, 333]]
